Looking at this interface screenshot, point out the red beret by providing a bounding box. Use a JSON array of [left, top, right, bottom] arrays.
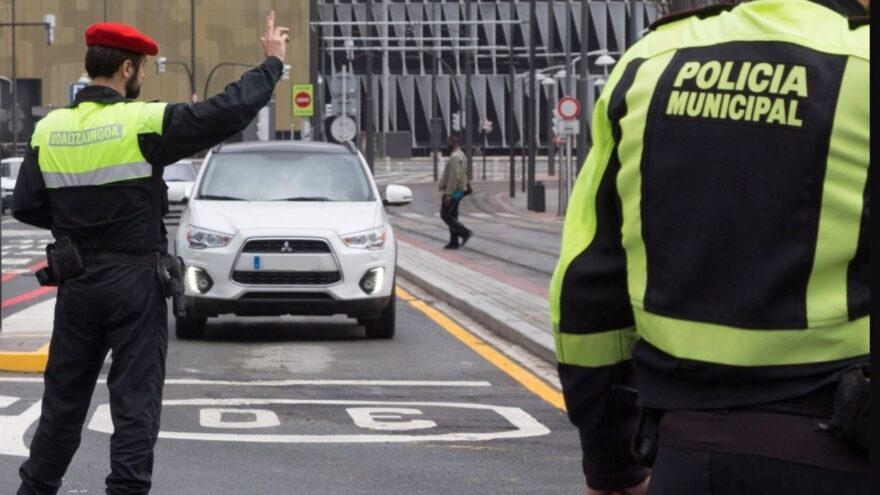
[[85, 22, 158, 56]]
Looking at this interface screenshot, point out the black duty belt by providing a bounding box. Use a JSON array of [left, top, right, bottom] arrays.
[[659, 409, 868, 475], [81, 250, 159, 268]]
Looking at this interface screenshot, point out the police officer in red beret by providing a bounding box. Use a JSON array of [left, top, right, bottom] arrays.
[[12, 11, 290, 495]]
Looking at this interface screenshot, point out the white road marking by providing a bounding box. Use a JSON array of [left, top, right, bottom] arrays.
[[399, 212, 425, 219], [468, 213, 493, 219], [0, 377, 492, 387], [1, 269, 30, 274], [496, 213, 519, 219], [0, 298, 56, 334], [0, 397, 43, 457], [347, 407, 437, 431], [1, 258, 30, 265], [200, 408, 281, 429], [87, 399, 550, 443], [19, 250, 45, 256]]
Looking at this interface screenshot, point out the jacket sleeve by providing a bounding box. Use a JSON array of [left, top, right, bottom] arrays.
[[11, 143, 52, 230], [139, 57, 284, 167], [548, 56, 649, 491]]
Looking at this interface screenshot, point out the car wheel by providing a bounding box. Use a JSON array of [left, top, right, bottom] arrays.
[[364, 294, 396, 340], [175, 316, 207, 339]]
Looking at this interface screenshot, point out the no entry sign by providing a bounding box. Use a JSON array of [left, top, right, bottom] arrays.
[[557, 96, 580, 120], [292, 84, 314, 117]]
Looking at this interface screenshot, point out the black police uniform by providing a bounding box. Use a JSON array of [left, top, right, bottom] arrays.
[[11, 57, 284, 495], [550, 0, 869, 493]]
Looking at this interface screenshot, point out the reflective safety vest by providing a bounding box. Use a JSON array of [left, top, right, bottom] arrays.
[[551, 0, 869, 410], [29, 98, 172, 253], [32, 101, 167, 189]]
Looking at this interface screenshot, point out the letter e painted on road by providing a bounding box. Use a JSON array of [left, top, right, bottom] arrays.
[[346, 407, 438, 431]]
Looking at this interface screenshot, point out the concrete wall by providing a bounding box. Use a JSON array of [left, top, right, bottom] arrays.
[[0, 0, 311, 135]]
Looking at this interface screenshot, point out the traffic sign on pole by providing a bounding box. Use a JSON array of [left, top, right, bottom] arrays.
[[557, 96, 580, 121], [292, 84, 314, 117]]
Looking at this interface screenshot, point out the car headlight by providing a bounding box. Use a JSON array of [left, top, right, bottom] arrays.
[[186, 225, 233, 249], [340, 226, 386, 250]]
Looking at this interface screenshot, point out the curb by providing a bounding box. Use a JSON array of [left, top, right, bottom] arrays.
[[397, 263, 556, 365], [0, 344, 49, 373]]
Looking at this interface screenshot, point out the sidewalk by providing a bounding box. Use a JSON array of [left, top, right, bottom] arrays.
[[395, 178, 563, 364]]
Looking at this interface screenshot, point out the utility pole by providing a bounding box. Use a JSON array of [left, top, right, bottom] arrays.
[[507, 2, 516, 198], [11, 0, 17, 155], [431, 1, 441, 182], [190, 0, 197, 102], [365, 0, 375, 172], [464, 0, 474, 181], [547, 0, 556, 177], [527, 0, 537, 210], [310, 0, 320, 140], [577, 0, 590, 169]]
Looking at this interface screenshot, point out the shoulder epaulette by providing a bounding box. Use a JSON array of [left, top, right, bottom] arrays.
[[848, 16, 869, 29], [649, 3, 737, 31]]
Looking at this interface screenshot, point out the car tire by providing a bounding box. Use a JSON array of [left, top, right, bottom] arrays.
[[175, 316, 207, 340], [364, 294, 396, 340]]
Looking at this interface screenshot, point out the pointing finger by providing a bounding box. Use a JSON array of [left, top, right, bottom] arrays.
[[265, 10, 275, 39]]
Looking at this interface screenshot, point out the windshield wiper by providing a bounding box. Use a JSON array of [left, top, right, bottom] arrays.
[[272, 196, 331, 201], [198, 194, 245, 201]]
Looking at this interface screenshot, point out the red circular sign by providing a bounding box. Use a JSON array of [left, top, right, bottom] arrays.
[[295, 91, 312, 108], [557, 96, 581, 120]]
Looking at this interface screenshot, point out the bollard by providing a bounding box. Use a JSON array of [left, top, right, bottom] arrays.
[[533, 181, 546, 212]]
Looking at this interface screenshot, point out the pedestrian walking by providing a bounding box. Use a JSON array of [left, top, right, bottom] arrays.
[[11, 11, 290, 494], [550, 0, 869, 494], [439, 135, 472, 249]]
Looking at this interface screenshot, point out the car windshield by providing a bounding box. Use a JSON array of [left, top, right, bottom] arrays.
[[197, 151, 374, 202], [163, 162, 197, 182]]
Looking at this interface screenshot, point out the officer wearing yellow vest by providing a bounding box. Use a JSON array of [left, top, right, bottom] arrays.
[[11, 12, 290, 495], [550, 0, 868, 494]]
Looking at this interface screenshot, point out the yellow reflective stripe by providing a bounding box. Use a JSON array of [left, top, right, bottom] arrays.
[[645, 0, 867, 61], [555, 326, 639, 367], [635, 309, 869, 366], [806, 58, 870, 327], [617, 52, 674, 304], [138, 102, 168, 135], [42, 161, 152, 188]]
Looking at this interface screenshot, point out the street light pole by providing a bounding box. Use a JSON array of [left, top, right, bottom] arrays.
[[507, 2, 516, 198], [464, 0, 474, 181], [527, 0, 537, 211], [11, 0, 16, 155], [577, 0, 590, 170], [191, 0, 197, 102], [365, 0, 375, 172], [547, 0, 555, 177], [431, 0, 440, 182]]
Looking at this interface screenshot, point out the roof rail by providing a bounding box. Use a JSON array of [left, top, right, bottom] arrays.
[[345, 141, 359, 155]]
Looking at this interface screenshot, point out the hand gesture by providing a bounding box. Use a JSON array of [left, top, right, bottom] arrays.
[[261, 10, 290, 62]]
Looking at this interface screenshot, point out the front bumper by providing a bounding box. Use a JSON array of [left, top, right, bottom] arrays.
[[175, 226, 397, 319], [178, 293, 391, 318]]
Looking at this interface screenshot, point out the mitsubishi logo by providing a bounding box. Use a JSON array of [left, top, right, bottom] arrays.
[[280, 241, 294, 253]]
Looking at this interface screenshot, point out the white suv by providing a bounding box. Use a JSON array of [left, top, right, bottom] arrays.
[[172, 141, 412, 340]]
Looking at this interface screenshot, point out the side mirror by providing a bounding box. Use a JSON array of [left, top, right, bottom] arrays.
[[383, 184, 413, 207]]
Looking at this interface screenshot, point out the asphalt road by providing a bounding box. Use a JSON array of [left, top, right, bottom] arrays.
[[1, 214, 584, 494]]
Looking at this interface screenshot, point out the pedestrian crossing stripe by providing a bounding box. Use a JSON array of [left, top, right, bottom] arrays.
[[1, 258, 31, 265], [496, 213, 519, 219], [399, 212, 424, 219], [468, 213, 493, 219]]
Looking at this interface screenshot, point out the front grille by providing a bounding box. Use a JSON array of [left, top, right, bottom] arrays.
[[232, 271, 341, 285], [242, 239, 330, 254], [239, 292, 333, 300]]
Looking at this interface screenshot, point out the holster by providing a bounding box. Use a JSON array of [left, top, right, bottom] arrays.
[[36, 237, 84, 286], [611, 384, 662, 467], [158, 254, 184, 298], [829, 363, 870, 451]]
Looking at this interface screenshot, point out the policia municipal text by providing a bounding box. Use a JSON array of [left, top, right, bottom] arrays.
[[11, 12, 291, 495], [550, 0, 869, 494]]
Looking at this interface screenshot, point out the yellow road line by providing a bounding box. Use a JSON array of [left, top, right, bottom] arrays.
[[0, 342, 50, 373], [397, 287, 566, 411]]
